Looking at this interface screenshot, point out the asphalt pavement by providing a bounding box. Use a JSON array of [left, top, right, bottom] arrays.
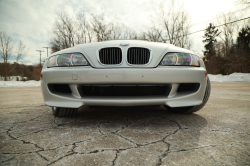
[[0, 82, 250, 166]]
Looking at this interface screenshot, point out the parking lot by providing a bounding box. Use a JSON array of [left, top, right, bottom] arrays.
[[0, 82, 250, 166]]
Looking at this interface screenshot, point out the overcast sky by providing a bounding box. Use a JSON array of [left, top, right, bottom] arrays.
[[0, 0, 248, 65]]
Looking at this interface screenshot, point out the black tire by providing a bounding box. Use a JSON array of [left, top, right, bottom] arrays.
[[52, 107, 78, 117], [164, 77, 211, 114]]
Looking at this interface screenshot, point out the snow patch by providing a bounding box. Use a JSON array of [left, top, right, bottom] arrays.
[[208, 73, 250, 82], [0, 80, 40, 87], [0, 76, 28, 81]]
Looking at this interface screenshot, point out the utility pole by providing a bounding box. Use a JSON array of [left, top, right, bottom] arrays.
[[36, 50, 44, 67], [43, 47, 50, 57]]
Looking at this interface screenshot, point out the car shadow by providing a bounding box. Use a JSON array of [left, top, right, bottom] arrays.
[[73, 106, 205, 146], [76, 105, 207, 130], [52, 105, 208, 163]]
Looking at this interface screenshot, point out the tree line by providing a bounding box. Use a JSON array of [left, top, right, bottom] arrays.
[[0, 62, 42, 81], [202, 12, 250, 74]]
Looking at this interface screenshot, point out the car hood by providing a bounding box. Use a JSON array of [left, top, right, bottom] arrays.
[[49, 40, 194, 68]]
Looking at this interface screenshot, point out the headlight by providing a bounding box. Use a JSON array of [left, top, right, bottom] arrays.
[[47, 53, 89, 68], [160, 53, 200, 66]]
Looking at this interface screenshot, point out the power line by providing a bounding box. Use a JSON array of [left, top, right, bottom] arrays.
[[124, 0, 248, 34], [191, 6, 250, 28], [165, 16, 250, 41]]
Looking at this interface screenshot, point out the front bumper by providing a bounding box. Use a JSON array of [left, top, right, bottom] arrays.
[[41, 66, 207, 108]]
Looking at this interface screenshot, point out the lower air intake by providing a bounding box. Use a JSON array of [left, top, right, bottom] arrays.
[[48, 84, 72, 95], [81, 85, 169, 97]]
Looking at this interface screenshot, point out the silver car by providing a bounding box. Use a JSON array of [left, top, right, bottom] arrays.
[[41, 40, 210, 117]]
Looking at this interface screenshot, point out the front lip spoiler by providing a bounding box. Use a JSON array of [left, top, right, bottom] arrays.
[[44, 95, 203, 108]]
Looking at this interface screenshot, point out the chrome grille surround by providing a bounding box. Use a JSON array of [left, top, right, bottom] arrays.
[[127, 47, 151, 65], [98, 47, 122, 65]]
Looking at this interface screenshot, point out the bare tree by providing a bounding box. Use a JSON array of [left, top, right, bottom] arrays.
[[216, 12, 239, 57], [76, 13, 93, 44], [148, 0, 192, 49], [50, 12, 150, 53], [90, 15, 113, 42], [122, 27, 138, 39], [16, 41, 27, 62], [0, 32, 14, 80], [0, 32, 27, 80], [109, 23, 123, 40], [50, 12, 127, 53], [144, 28, 163, 42], [89, 15, 137, 41], [50, 12, 77, 53], [9, 41, 28, 73]]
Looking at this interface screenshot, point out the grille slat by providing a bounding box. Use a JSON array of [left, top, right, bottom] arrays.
[[136, 49, 138, 64], [144, 49, 146, 64], [127, 47, 150, 65], [143, 49, 145, 64], [112, 49, 114, 65], [99, 47, 122, 65]]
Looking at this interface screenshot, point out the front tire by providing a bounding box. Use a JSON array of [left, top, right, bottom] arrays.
[[164, 77, 211, 114], [52, 107, 78, 117]]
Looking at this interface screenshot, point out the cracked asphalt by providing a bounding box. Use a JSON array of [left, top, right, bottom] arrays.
[[0, 82, 250, 166]]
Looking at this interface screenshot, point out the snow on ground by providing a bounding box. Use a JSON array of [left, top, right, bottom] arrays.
[[0, 76, 29, 81], [208, 73, 250, 82], [0, 73, 249, 87], [0, 80, 40, 87], [0, 76, 40, 87]]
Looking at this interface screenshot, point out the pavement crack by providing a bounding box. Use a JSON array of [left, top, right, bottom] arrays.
[[0, 156, 16, 164], [47, 152, 75, 166], [37, 152, 49, 162], [17, 128, 54, 139], [72, 143, 77, 154], [166, 118, 182, 129], [72, 134, 108, 151], [114, 118, 132, 134], [163, 128, 179, 140], [6, 125, 45, 152], [97, 116, 112, 135], [5, 125, 17, 139], [97, 125, 105, 135], [111, 150, 118, 166], [115, 125, 179, 148], [156, 142, 170, 166], [1, 151, 39, 155], [89, 150, 99, 154], [115, 133, 139, 147]]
